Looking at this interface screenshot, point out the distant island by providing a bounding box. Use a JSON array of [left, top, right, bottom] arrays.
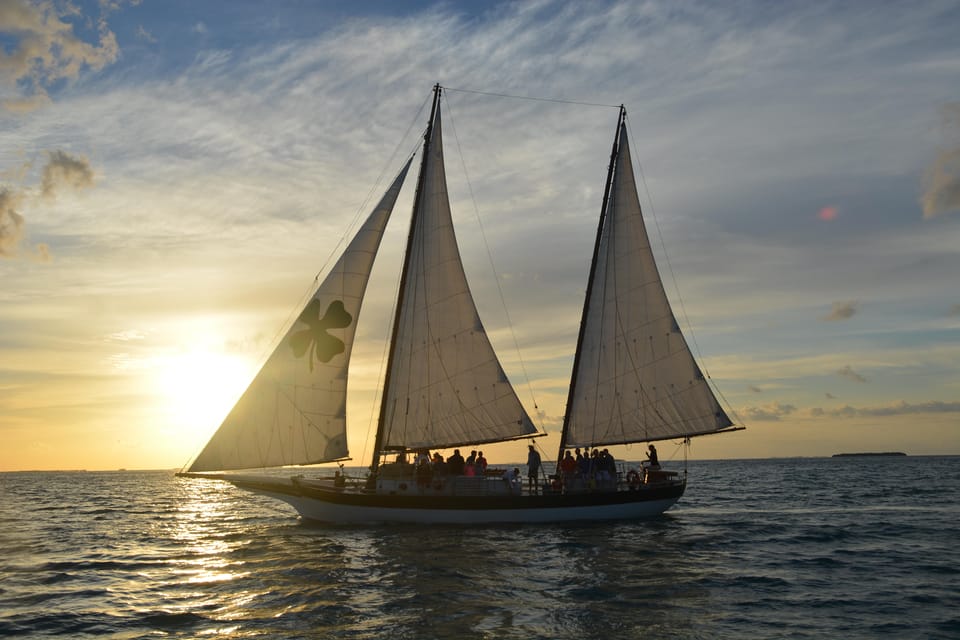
[[832, 452, 906, 457]]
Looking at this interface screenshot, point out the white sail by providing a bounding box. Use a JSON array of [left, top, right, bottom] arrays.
[[564, 124, 732, 447], [379, 106, 538, 451], [188, 159, 413, 472]]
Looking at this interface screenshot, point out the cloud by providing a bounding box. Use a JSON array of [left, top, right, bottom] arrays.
[[40, 150, 96, 199], [1, 89, 51, 113], [1, 149, 95, 258], [136, 25, 157, 44], [823, 300, 858, 321], [837, 365, 867, 383], [34, 242, 51, 263], [811, 400, 960, 418], [950, 304, 960, 317], [0, 187, 25, 257], [921, 103, 960, 219], [741, 402, 796, 422], [0, 0, 119, 112]]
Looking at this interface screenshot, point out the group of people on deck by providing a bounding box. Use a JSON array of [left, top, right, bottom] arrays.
[[393, 442, 660, 494], [403, 449, 489, 487], [558, 446, 620, 491]]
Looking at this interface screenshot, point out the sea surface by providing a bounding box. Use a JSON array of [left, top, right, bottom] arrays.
[[1, 456, 958, 639]]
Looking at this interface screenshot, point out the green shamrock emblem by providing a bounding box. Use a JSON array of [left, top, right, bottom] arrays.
[[289, 299, 353, 371]]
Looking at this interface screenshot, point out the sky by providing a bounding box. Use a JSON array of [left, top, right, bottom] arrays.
[[2, 0, 959, 472]]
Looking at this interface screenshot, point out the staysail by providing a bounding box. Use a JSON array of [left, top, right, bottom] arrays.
[[188, 159, 413, 472], [378, 101, 538, 452], [563, 120, 733, 448]]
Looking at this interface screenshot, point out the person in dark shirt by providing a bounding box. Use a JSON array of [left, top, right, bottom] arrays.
[[526, 444, 542, 492], [559, 450, 578, 491], [647, 444, 660, 468], [447, 449, 465, 475]]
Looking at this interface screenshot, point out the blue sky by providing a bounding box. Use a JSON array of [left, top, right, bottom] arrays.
[[1, 0, 959, 470]]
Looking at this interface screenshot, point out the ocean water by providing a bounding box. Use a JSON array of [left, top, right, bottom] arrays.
[[1, 456, 958, 639]]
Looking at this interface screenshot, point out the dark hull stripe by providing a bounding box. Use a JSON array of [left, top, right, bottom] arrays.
[[230, 478, 686, 512]]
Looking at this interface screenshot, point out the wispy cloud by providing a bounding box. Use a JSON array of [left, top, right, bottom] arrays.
[[823, 301, 858, 321], [136, 25, 157, 44], [40, 151, 95, 199], [741, 402, 796, 422], [0, 187, 25, 257], [0, 149, 96, 259], [921, 103, 960, 219], [811, 400, 960, 417], [837, 365, 868, 383]]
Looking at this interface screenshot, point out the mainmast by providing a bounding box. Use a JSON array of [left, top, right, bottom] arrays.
[[556, 105, 626, 468], [369, 84, 442, 477]]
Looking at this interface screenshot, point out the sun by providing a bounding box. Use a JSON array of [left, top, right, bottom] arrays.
[[158, 347, 254, 441]]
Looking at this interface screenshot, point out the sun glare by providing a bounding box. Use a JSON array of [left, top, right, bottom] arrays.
[[158, 348, 253, 441]]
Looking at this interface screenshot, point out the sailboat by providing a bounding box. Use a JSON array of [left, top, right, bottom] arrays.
[[178, 85, 741, 524]]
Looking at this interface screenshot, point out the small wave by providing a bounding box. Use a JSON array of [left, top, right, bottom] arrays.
[[139, 610, 210, 629]]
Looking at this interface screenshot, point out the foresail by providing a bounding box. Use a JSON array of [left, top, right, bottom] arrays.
[[380, 106, 538, 451], [188, 158, 413, 472], [565, 125, 732, 448]]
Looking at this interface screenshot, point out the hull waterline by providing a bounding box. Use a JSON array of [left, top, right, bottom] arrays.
[[224, 475, 685, 525]]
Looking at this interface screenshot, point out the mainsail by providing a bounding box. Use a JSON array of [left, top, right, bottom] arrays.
[[377, 101, 538, 452], [188, 159, 413, 472], [563, 118, 733, 448]]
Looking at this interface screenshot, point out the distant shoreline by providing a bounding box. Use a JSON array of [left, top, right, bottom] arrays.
[[832, 452, 907, 457]]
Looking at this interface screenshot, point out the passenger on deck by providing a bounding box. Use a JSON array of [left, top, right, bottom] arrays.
[[447, 449, 465, 475], [476, 451, 488, 474], [595, 449, 612, 484], [416, 454, 432, 488], [578, 448, 592, 478], [560, 450, 578, 490], [432, 452, 446, 476], [503, 467, 521, 493], [526, 444, 542, 492], [646, 444, 660, 469]]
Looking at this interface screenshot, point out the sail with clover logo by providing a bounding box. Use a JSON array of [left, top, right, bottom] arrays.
[[187, 158, 413, 472]]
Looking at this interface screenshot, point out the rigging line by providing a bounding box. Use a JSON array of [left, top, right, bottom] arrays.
[[313, 93, 431, 284], [359, 209, 409, 467], [623, 114, 743, 427], [443, 85, 621, 109], [250, 101, 429, 382], [441, 91, 543, 420]]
